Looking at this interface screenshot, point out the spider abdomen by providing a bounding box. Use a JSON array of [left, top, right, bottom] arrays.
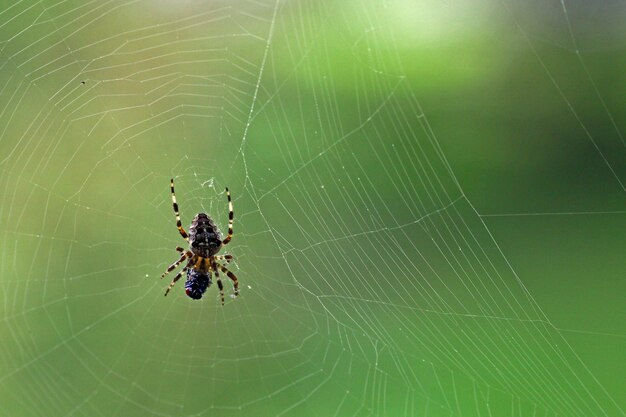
[[189, 213, 222, 257]]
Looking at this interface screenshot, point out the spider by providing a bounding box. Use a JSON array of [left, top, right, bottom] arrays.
[[160, 178, 239, 305]]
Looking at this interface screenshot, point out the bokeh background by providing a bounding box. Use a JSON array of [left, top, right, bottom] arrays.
[[0, 1, 624, 416]]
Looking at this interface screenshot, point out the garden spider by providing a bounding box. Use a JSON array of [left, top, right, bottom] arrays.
[[160, 179, 239, 305]]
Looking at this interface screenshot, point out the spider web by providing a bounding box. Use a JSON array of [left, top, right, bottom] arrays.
[[1, 0, 624, 416]]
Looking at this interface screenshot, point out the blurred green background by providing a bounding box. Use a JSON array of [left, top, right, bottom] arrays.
[[0, 1, 624, 416]]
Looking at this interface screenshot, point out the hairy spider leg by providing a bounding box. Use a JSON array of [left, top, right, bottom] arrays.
[[170, 178, 189, 242], [176, 248, 232, 266], [212, 261, 225, 305], [192, 256, 211, 272], [161, 251, 191, 279], [214, 254, 233, 264], [164, 263, 191, 296], [221, 187, 234, 245], [216, 262, 239, 296]]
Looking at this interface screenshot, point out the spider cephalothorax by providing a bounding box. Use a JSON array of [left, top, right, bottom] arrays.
[[160, 179, 238, 305]]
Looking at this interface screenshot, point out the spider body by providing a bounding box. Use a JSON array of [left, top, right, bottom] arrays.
[[189, 213, 222, 258], [160, 179, 238, 305]]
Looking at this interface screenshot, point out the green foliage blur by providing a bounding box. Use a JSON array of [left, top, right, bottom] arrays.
[[0, 1, 624, 416]]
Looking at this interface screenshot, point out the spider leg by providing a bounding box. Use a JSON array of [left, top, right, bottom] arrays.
[[170, 178, 190, 242], [221, 187, 234, 245], [164, 262, 191, 296], [212, 262, 225, 305], [214, 254, 233, 264], [161, 251, 190, 279], [215, 262, 239, 297]]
